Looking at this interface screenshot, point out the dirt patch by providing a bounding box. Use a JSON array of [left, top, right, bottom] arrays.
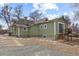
[[16, 38, 79, 55], [0, 35, 79, 55], [62, 39, 79, 46]]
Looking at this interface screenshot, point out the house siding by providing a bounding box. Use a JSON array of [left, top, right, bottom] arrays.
[[29, 24, 41, 37], [11, 17, 68, 40], [11, 26, 29, 37], [20, 27, 29, 37], [28, 21, 55, 40], [39, 22, 54, 38], [11, 26, 18, 36]]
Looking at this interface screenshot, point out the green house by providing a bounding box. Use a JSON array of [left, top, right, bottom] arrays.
[[10, 16, 68, 40]]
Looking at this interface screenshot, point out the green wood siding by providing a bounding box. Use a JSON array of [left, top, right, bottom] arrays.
[[11, 26, 18, 36], [20, 27, 28, 37], [39, 22, 54, 38], [29, 24, 40, 37], [11, 26, 29, 37], [11, 17, 67, 40], [29, 21, 55, 40]]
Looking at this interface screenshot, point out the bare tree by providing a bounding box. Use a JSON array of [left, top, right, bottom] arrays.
[[64, 15, 71, 24], [14, 5, 23, 20], [29, 10, 43, 23], [0, 4, 23, 35], [70, 3, 79, 20], [0, 24, 3, 30], [0, 4, 12, 30]]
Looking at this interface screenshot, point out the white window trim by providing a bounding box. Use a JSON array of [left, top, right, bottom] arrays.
[[40, 24, 47, 29], [44, 24, 47, 29], [58, 22, 65, 34], [40, 24, 43, 29]]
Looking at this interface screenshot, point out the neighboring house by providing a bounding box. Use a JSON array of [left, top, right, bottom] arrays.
[[10, 16, 68, 40]]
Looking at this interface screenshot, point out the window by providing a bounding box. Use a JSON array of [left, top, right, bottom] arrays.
[[44, 24, 47, 29], [23, 27, 28, 31], [24, 28, 26, 30], [40, 24, 47, 29], [40, 24, 43, 29]]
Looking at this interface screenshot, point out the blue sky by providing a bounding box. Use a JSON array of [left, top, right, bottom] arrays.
[[7, 3, 72, 17], [0, 3, 75, 29]]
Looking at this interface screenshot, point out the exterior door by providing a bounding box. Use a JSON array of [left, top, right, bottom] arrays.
[[58, 23, 64, 34]]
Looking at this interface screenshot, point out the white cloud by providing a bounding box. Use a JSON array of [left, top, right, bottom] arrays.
[[0, 3, 4, 7], [69, 12, 75, 19], [63, 12, 75, 19], [64, 12, 74, 16], [32, 3, 59, 13], [32, 3, 40, 10], [63, 12, 78, 25], [32, 3, 59, 20], [39, 3, 59, 11], [2, 25, 8, 30], [46, 14, 60, 20], [64, 12, 68, 16]]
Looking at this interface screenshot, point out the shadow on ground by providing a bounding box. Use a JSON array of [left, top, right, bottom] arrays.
[[60, 39, 79, 46]]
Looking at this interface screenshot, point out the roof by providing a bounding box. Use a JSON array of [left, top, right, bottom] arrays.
[[11, 16, 68, 27], [31, 16, 66, 26], [11, 24, 29, 27], [11, 17, 34, 27], [13, 19, 33, 25]]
